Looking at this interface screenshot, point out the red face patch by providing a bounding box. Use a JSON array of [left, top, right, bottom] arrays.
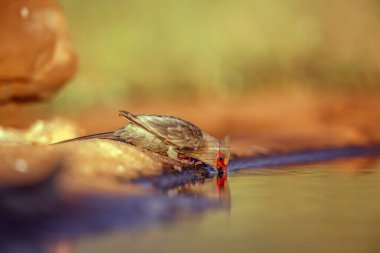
[[216, 151, 227, 173]]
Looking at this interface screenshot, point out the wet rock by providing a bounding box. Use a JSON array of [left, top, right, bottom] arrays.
[[0, 155, 62, 217], [58, 139, 164, 180], [0, 119, 179, 184], [0, 0, 76, 104], [0, 145, 61, 187]]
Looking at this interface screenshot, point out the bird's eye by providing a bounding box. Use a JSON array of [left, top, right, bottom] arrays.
[[219, 156, 224, 161]]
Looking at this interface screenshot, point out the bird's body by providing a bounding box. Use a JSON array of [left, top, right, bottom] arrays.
[[55, 110, 230, 172], [115, 123, 169, 155]]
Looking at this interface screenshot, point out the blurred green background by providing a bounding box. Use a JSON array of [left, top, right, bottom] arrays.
[[54, 0, 380, 109]]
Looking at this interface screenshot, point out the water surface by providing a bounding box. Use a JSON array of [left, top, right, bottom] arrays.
[[77, 157, 380, 253]]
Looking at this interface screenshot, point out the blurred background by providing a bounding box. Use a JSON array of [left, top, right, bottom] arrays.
[[54, 0, 380, 110], [1, 0, 380, 151]]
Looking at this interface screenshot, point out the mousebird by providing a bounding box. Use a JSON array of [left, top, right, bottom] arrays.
[[55, 110, 230, 173]]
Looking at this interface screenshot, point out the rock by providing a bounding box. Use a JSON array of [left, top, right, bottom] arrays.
[[0, 119, 179, 184], [58, 139, 164, 181], [0, 117, 81, 144], [0, 0, 76, 104], [0, 145, 62, 187]]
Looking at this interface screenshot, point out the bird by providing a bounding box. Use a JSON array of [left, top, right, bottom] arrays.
[[55, 110, 230, 173]]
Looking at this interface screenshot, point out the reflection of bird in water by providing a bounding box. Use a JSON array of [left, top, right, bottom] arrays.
[[216, 173, 228, 193], [216, 173, 231, 209], [165, 173, 231, 211], [55, 110, 230, 173]]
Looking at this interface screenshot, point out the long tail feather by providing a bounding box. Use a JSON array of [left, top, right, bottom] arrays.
[[51, 131, 115, 145], [118, 110, 170, 144], [119, 110, 158, 136], [118, 110, 140, 125]]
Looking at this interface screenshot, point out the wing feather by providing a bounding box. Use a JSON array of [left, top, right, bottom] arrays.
[[119, 110, 203, 150]]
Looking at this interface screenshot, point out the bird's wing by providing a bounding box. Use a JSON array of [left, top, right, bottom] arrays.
[[119, 110, 203, 150]]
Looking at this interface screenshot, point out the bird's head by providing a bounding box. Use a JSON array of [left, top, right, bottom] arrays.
[[216, 136, 230, 173]]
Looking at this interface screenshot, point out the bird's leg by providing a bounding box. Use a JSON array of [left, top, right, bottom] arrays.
[[167, 146, 178, 160]]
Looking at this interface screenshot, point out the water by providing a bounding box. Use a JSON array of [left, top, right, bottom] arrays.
[[1, 154, 380, 253], [76, 157, 380, 253]]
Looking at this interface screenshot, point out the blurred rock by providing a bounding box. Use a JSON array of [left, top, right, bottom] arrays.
[[58, 139, 165, 181], [0, 147, 62, 216], [24, 117, 81, 144], [0, 118, 181, 185], [0, 0, 76, 104], [0, 117, 81, 144], [0, 145, 61, 187]]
